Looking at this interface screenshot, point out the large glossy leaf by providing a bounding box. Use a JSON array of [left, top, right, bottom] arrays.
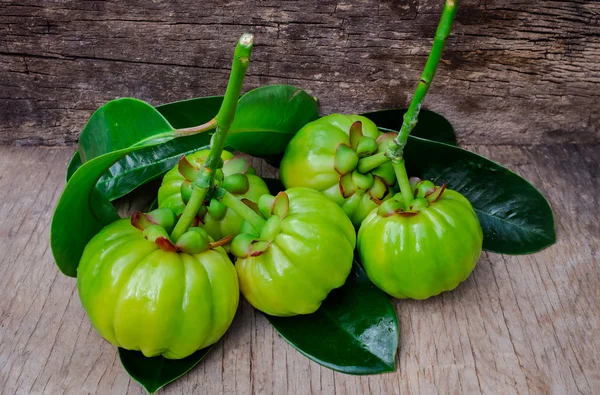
[[266, 260, 399, 374], [226, 84, 320, 157], [66, 151, 83, 182], [403, 135, 556, 254], [363, 108, 457, 146], [157, 95, 224, 129], [119, 347, 212, 394], [51, 100, 177, 277], [65, 97, 221, 199], [78, 98, 175, 162], [71, 85, 316, 202]]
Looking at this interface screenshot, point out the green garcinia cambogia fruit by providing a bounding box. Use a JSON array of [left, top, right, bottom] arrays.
[[280, 114, 397, 227], [358, 179, 483, 300], [230, 187, 356, 317], [158, 149, 269, 242], [77, 209, 239, 359]]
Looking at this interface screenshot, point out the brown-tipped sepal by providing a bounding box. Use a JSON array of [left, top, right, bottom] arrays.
[[426, 183, 446, 203], [143, 225, 177, 251], [231, 233, 271, 258], [356, 136, 378, 158], [272, 192, 290, 218], [146, 208, 178, 234], [131, 208, 177, 233], [131, 211, 154, 230], [178, 155, 200, 181], [415, 180, 436, 199], [223, 173, 250, 195], [349, 121, 363, 150], [258, 192, 290, 219], [334, 144, 359, 175], [223, 154, 252, 175], [339, 173, 356, 198]]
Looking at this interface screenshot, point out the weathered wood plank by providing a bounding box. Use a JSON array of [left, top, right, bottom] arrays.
[[0, 144, 598, 394], [1, 0, 599, 146]]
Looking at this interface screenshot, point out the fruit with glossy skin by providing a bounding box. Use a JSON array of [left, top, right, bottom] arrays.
[[231, 187, 356, 316], [358, 180, 483, 299], [77, 215, 239, 359], [158, 149, 269, 241], [280, 114, 397, 227]]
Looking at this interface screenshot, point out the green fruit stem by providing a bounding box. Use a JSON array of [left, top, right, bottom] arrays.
[[217, 188, 267, 233], [206, 33, 254, 171], [392, 160, 414, 209], [171, 33, 254, 242], [387, 0, 459, 161]]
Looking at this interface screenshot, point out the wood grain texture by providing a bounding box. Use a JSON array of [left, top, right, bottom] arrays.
[[1, 0, 599, 146], [0, 144, 598, 394]]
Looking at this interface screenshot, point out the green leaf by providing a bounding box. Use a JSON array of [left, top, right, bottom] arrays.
[[78, 98, 175, 162], [67, 96, 221, 201], [119, 347, 212, 394], [266, 261, 399, 375], [66, 151, 82, 182], [157, 95, 224, 129], [226, 84, 320, 157], [403, 135, 556, 254], [69, 86, 315, 202], [362, 109, 457, 146], [51, 99, 177, 277], [95, 137, 211, 201]]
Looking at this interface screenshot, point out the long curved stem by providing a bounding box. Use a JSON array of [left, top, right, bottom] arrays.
[[387, 0, 459, 161], [171, 33, 254, 241]]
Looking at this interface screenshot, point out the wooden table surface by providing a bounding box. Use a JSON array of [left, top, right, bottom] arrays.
[[1, 144, 598, 394]]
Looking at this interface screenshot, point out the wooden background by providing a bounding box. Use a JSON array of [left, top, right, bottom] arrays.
[[1, 0, 600, 394], [1, 0, 599, 146]]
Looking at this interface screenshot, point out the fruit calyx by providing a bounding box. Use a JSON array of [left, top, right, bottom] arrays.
[[411, 178, 446, 203], [142, 223, 232, 253], [376, 179, 446, 217], [334, 124, 396, 200], [131, 208, 178, 233], [258, 192, 289, 220], [230, 192, 289, 258], [231, 233, 271, 258]]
